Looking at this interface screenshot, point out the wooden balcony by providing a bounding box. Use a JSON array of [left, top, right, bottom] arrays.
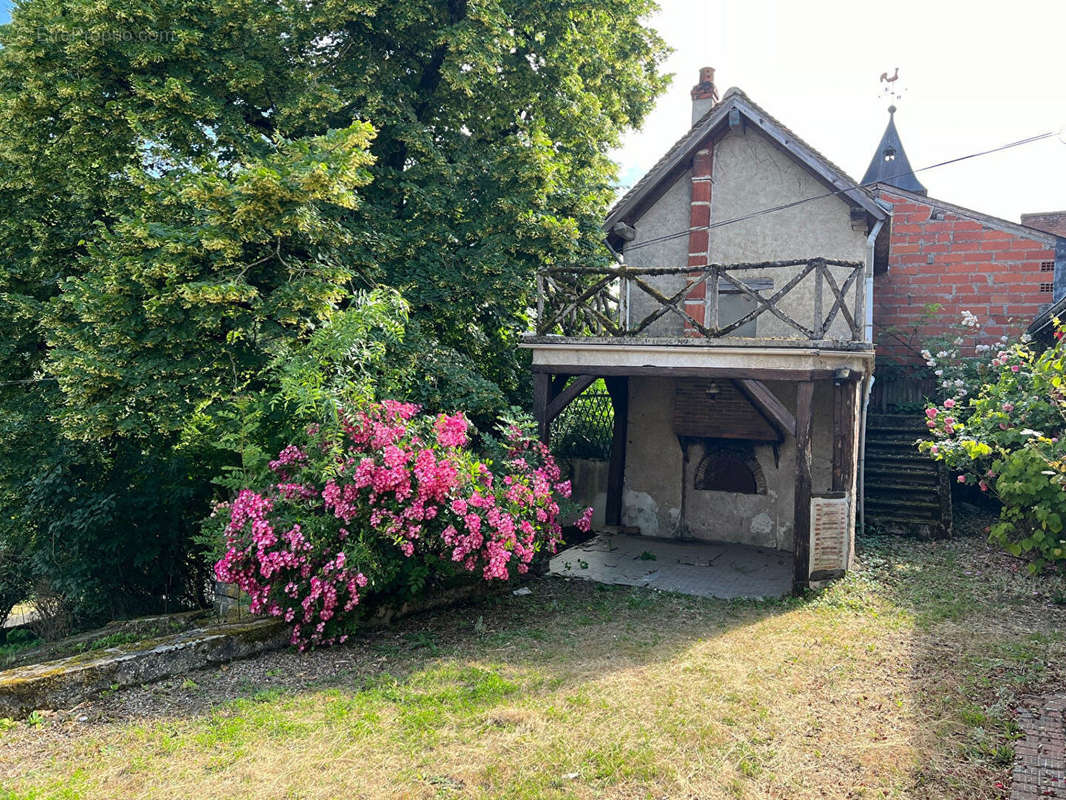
[[533, 258, 868, 346]]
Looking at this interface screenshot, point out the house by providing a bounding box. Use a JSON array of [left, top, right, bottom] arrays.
[[862, 107, 1064, 395], [522, 68, 887, 592]]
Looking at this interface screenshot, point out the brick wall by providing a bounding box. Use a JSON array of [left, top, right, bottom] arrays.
[[873, 190, 1056, 365], [683, 140, 714, 331], [1021, 210, 1066, 238]]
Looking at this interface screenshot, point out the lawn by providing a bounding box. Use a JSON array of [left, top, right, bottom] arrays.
[[1, 534, 1064, 800]]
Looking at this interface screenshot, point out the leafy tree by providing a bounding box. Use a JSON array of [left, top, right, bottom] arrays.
[[326, 0, 668, 394], [0, 0, 668, 622]]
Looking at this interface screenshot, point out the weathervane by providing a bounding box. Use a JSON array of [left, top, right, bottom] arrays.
[[878, 66, 906, 105]]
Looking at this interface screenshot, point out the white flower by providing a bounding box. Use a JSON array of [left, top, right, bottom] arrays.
[[1021, 333, 1033, 343], [920, 350, 932, 360], [934, 369, 943, 376]]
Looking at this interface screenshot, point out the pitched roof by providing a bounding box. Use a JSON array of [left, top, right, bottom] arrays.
[[606, 87, 887, 231], [871, 183, 1060, 247], [861, 106, 927, 195]]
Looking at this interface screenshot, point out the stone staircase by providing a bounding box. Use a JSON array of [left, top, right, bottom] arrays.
[[863, 413, 952, 538]]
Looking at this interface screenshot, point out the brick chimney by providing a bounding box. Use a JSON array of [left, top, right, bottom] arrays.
[[691, 66, 719, 126]]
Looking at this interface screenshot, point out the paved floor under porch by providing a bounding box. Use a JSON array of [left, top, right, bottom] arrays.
[[548, 533, 792, 599]]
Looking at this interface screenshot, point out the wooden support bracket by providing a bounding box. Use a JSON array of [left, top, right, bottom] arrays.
[[737, 379, 796, 439]]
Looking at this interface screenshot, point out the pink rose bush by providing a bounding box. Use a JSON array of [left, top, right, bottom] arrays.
[[919, 317, 1066, 572], [214, 402, 593, 648]]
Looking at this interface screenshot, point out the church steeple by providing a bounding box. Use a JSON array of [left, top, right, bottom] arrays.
[[861, 105, 926, 195]]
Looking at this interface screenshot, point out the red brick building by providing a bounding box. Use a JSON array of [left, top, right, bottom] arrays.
[[860, 108, 1063, 372]]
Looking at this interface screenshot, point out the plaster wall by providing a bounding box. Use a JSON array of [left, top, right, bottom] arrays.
[[622, 126, 869, 342], [622, 170, 692, 338], [709, 127, 869, 341], [620, 376, 839, 551], [560, 458, 608, 528]]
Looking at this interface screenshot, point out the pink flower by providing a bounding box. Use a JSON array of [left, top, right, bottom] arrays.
[[1011, 365, 1020, 373], [979, 481, 988, 492], [214, 399, 587, 650], [925, 407, 938, 419], [1002, 403, 1015, 413], [957, 474, 966, 483], [575, 507, 594, 532], [943, 398, 955, 409], [434, 413, 469, 449]]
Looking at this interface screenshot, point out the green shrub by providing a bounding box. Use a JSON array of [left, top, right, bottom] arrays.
[[920, 319, 1066, 572]]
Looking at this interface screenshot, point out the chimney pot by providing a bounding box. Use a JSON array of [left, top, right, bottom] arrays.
[[690, 65, 719, 126]]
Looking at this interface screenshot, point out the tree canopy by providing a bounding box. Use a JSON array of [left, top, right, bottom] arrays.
[[0, 0, 668, 623]]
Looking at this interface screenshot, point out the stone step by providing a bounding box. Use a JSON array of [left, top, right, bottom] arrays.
[[0, 619, 287, 719], [865, 495, 941, 512], [864, 481, 939, 494]]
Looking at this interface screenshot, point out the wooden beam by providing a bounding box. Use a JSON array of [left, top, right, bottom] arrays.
[[550, 374, 569, 400], [533, 364, 861, 383], [604, 376, 629, 527], [533, 372, 552, 445], [831, 379, 856, 492], [793, 380, 814, 593], [545, 374, 597, 423], [737, 379, 796, 439]]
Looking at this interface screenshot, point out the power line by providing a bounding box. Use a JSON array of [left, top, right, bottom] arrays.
[[622, 129, 1060, 252]]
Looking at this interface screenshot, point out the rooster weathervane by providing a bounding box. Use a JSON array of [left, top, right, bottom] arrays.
[[878, 67, 906, 104]]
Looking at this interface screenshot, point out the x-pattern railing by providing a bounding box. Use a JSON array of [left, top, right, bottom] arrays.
[[535, 258, 866, 342]]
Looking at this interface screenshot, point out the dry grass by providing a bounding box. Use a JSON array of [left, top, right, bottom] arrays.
[[1, 534, 1064, 800]]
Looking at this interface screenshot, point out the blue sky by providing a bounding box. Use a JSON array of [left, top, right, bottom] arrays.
[[0, 1, 9, 24]]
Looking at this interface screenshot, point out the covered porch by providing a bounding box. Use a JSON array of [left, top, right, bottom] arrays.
[[526, 338, 870, 593]]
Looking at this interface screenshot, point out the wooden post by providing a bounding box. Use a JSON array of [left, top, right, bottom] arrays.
[[813, 261, 823, 338], [533, 372, 552, 445], [604, 376, 629, 527], [708, 268, 719, 332], [831, 378, 856, 493], [854, 263, 866, 342], [793, 380, 814, 592]]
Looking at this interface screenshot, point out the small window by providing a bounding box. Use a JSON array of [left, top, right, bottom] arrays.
[[1040, 283, 1053, 293], [883, 147, 896, 162], [1041, 261, 1055, 273]]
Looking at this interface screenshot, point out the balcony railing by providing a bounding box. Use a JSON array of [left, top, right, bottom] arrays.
[[534, 258, 866, 343]]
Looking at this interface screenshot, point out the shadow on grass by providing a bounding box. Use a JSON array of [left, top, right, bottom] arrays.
[[852, 528, 1066, 799], [93, 574, 794, 725]]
